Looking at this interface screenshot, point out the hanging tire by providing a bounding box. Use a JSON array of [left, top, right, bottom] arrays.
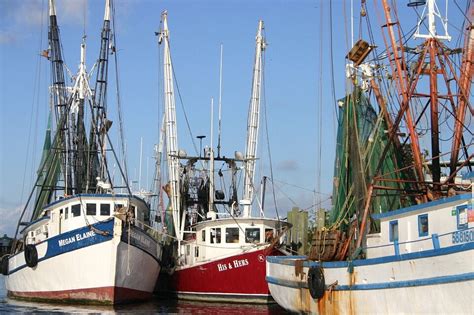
[[308, 266, 325, 299], [24, 244, 38, 268], [1, 255, 9, 275]]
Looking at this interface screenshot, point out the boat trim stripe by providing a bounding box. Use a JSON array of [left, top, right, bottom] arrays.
[[267, 241, 474, 268], [371, 194, 471, 220], [266, 272, 474, 291]]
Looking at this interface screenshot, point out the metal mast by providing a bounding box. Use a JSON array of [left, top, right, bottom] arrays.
[[71, 37, 93, 194], [242, 20, 266, 218], [89, 0, 112, 192], [450, 3, 473, 177], [377, 0, 471, 198], [48, 0, 71, 195], [159, 11, 183, 248]]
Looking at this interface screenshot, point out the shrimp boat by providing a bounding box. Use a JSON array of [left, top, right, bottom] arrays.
[[266, 0, 473, 313], [155, 12, 289, 303], [1, 0, 162, 304]]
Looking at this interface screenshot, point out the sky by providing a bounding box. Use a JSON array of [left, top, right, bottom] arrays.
[[0, 0, 470, 237]]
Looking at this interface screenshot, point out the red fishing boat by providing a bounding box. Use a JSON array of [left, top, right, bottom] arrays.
[[154, 12, 290, 303]]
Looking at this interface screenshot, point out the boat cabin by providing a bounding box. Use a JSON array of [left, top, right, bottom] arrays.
[[366, 191, 473, 259], [180, 217, 285, 267], [22, 194, 149, 246]]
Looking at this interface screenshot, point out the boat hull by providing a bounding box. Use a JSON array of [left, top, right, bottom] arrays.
[[5, 219, 161, 305], [167, 247, 284, 303], [266, 242, 474, 314]]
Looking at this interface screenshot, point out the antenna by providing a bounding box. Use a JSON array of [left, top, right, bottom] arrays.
[[139, 137, 143, 191], [217, 44, 223, 158], [209, 98, 216, 217]]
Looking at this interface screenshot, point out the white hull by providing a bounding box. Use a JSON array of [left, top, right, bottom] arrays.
[[6, 218, 161, 304], [267, 239, 474, 314], [267, 188, 474, 314]]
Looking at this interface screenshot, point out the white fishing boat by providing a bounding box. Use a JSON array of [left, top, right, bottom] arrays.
[[266, 0, 473, 313], [155, 12, 289, 303], [1, 0, 162, 304]]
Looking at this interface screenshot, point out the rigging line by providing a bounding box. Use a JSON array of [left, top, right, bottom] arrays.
[[111, 0, 129, 187], [272, 178, 330, 195], [168, 51, 199, 157], [271, 181, 298, 206], [82, 0, 86, 38], [300, 196, 333, 212], [453, 0, 471, 31], [261, 52, 279, 220], [316, 0, 324, 214], [21, 0, 47, 209], [329, 1, 339, 131]]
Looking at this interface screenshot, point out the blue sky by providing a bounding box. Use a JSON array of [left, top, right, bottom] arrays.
[[0, 0, 469, 236]]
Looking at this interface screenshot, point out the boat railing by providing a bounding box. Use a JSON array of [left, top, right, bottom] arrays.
[[364, 226, 474, 257]]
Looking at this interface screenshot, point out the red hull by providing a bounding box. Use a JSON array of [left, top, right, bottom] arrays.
[[8, 286, 152, 305], [169, 247, 285, 302]]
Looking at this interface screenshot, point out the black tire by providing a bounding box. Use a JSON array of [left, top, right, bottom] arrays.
[[24, 244, 38, 268], [308, 266, 325, 299], [1, 255, 9, 275]]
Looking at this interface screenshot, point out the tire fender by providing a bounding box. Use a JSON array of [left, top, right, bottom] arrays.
[[25, 244, 38, 268], [308, 265, 325, 299]]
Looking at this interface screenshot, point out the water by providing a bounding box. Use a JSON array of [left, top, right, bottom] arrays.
[[0, 277, 288, 314]]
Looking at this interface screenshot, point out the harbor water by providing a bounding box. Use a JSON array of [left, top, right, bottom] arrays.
[[0, 276, 287, 314]]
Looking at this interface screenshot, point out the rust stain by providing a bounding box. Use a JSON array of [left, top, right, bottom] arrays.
[[295, 259, 304, 279]]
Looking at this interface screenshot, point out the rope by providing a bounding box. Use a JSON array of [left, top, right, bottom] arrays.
[[111, 0, 130, 189], [261, 54, 279, 220], [127, 219, 131, 276]]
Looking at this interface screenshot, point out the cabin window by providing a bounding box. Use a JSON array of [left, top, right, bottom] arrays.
[[60, 209, 63, 219], [457, 205, 468, 230], [71, 204, 81, 217], [115, 204, 124, 211], [389, 220, 398, 242], [65, 207, 69, 220], [245, 228, 260, 243], [195, 246, 199, 257], [202, 230, 206, 242], [265, 228, 274, 242], [186, 245, 190, 256], [418, 214, 429, 237], [210, 228, 221, 244], [86, 203, 96, 215], [226, 227, 240, 243], [100, 204, 111, 216]]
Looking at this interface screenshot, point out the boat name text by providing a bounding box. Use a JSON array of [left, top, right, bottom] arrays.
[[58, 230, 96, 247], [130, 229, 151, 248], [217, 258, 249, 272]]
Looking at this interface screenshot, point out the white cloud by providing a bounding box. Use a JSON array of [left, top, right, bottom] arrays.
[[57, 0, 89, 26], [0, 0, 89, 46], [15, 1, 45, 27]]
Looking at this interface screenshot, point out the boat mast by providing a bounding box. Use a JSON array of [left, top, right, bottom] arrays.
[[449, 3, 473, 178], [89, 0, 113, 192], [209, 98, 215, 217], [242, 20, 266, 218], [159, 11, 183, 248], [376, 0, 471, 199], [48, 0, 71, 195], [217, 44, 223, 158], [379, 0, 425, 195]]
